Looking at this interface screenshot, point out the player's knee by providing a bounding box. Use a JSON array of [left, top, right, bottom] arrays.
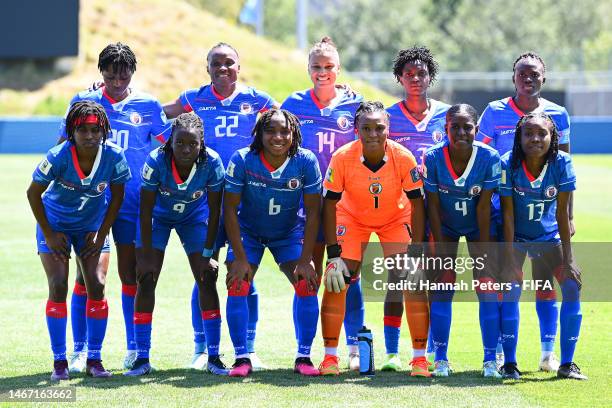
[[228, 279, 250, 297], [294, 279, 318, 297], [137, 272, 156, 296], [561, 279, 580, 302], [48, 278, 68, 301]]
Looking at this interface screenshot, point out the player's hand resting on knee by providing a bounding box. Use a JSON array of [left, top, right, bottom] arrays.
[[294, 260, 318, 292], [324, 257, 349, 293], [226, 259, 253, 291]]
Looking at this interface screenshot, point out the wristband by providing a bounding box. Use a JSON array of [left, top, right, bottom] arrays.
[[202, 247, 214, 258], [326, 244, 342, 259]]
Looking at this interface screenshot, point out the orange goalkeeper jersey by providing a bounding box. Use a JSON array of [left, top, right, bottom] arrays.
[[323, 139, 423, 228]]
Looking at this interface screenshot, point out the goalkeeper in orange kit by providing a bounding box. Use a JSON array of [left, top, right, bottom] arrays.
[[317, 101, 431, 377]]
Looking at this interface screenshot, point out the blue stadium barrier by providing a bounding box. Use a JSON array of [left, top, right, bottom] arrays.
[[0, 116, 611, 154], [0, 116, 63, 153]]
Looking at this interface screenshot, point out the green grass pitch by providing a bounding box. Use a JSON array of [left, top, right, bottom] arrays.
[[0, 155, 610, 407]]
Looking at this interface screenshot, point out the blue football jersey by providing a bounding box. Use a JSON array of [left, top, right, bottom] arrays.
[[387, 99, 450, 169], [140, 147, 225, 225], [499, 151, 576, 242], [32, 141, 131, 232], [179, 84, 276, 166], [59, 87, 170, 219], [281, 89, 363, 175], [423, 141, 501, 237], [224, 147, 322, 240], [477, 97, 571, 156]]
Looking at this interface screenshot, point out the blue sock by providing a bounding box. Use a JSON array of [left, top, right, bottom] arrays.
[[121, 284, 137, 352], [344, 278, 364, 347], [191, 283, 206, 352], [426, 325, 435, 354], [202, 310, 222, 357], [70, 283, 87, 353], [86, 299, 108, 360], [430, 290, 454, 362], [294, 280, 319, 356], [500, 282, 521, 364], [226, 284, 249, 356], [535, 291, 559, 355], [134, 312, 152, 359], [246, 282, 258, 353], [383, 315, 402, 354], [46, 300, 67, 361], [292, 293, 299, 341], [478, 291, 501, 362], [560, 279, 582, 365]]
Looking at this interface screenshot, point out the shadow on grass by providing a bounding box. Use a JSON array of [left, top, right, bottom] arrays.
[[0, 368, 565, 392]]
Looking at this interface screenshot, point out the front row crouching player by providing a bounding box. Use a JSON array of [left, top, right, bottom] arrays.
[[422, 104, 502, 377], [125, 113, 228, 376], [319, 101, 429, 376], [224, 109, 322, 377], [499, 112, 586, 380], [27, 101, 131, 380]]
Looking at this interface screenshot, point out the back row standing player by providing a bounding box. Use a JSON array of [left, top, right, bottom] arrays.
[[163, 42, 278, 370], [477, 52, 572, 372], [62, 43, 170, 372], [383, 46, 450, 371], [281, 36, 365, 371]]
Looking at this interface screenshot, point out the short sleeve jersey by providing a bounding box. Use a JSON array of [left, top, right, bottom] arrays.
[[179, 84, 276, 165], [499, 151, 576, 242], [323, 139, 423, 228], [387, 99, 451, 168], [224, 147, 322, 240], [423, 141, 501, 237], [32, 141, 131, 232], [281, 89, 363, 175], [59, 87, 170, 218], [140, 147, 225, 225], [477, 97, 571, 156]]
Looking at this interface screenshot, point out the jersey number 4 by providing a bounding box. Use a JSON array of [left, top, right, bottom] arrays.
[[455, 201, 468, 216]]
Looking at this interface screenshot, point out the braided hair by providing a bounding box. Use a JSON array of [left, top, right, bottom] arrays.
[[64, 100, 111, 143], [354, 101, 390, 128], [206, 42, 239, 63], [392, 46, 439, 83], [98, 42, 137, 74], [510, 112, 559, 172], [512, 51, 546, 75], [162, 112, 207, 165], [250, 109, 302, 157]]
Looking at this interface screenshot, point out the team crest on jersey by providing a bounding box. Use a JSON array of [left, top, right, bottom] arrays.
[[240, 102, 253, 114], [544, 185, 558, 198], [336, 225, 347, 236], [432, 130, 444, 143], [130, 112, 142, 124], [38, 159, 52, 175], [337, 115, 351, 130], [287, 178, 301, 190], [469, 184, 482, 196], [96, 182, 108, 193], [410, 167, 421, 183], [192, 190, 204, 199], [369, 182, 383, 195]]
